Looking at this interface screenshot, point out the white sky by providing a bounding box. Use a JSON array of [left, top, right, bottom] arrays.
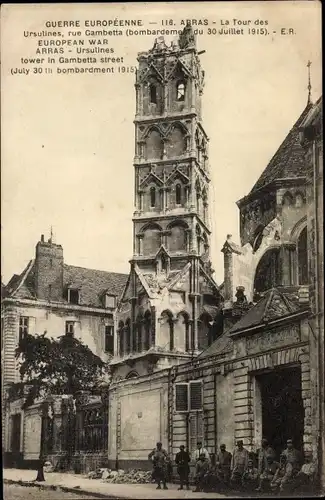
[[1, 2, 322, 285]]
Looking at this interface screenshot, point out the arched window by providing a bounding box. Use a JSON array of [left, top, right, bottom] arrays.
[[176, 81, 185, 102], [126, 371, 139, 380], [169, 224, 187, 252], [254, 248, 281, 293], [297, 227, 308, 284], [125, 318, 131, 354], [150, 84, 157, 104], [136, 314, 143, 352], [150, 186, 156, 207], [166, 126, 186, 158], [174, 312, 189, 352], [118, 321, 124, 356], [146, 129, 163, 160], [198, 313, 212, 350], [282, 192, 294, 207], [160, 311, 174, 351], [176, 184, 182, 205], [142, 224, 161, 255], [144, 311, 151, 350]]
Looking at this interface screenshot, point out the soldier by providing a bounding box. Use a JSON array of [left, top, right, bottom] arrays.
[[257, 454, 280, 492], [242, 455, 259, 491], [257, 438, 276, 476], [148, 442, 169, 490], [175, 445, 191, 490], [230, 440, 249, 489], [215, 444, 232, 487], [193, 453, 210, 492]]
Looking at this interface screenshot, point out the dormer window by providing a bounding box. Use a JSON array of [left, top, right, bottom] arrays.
[[149, 84, 157, 104], [176, 81, 185, 102], [68, 289, 79, 305], [104, 294, 116, 309]]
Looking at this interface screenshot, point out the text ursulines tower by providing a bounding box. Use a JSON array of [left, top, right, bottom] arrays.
[[113, 25, 223, 377]]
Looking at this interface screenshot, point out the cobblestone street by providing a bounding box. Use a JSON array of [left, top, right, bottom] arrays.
[[4, 484, 97, 500]]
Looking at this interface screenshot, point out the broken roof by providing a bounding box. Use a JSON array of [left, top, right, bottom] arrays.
[[248, 103, 313, 196]]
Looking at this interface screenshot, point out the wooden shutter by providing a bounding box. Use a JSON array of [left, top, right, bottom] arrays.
[[175, 383, 188, 412], [190, 381, 203, 411], [189, 412, 204, 456]]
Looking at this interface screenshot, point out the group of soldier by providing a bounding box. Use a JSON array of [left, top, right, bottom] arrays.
[[148, 438, 315, 493]]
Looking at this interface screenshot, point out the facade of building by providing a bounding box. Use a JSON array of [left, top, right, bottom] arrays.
[[107, 26, 324, 487], [2, 234, 128, 470]]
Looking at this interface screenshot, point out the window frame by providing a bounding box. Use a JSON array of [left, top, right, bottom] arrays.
[[19, 316, 29, 342], [175, 380, 203, 413], [65, 321, 75, 337], [149, 83, 157, 104], [175, 183, 182, 205], [176, 81, 185, 102], [104, 324, 114, 354], [104, 294, 116, 309], [68, 288, 80, 305], [150, 186, 156, 208]]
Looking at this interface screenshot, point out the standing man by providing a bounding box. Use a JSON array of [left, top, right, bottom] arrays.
[[175, 445, 191, 490], [148, 442, 169, 490], [257, 438, 276, 475], [216, 444, 232, 487], [193, 441, 210, 462], [230, 440, 249, 489]]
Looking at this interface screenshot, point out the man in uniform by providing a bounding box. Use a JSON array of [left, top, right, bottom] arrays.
[[230, 440, 249, 489], [215, 444, 232, 488], [148, 442, 169, 490], [257, 454, 280, 492], [193, 453, 210, 492], [257, 438, 276, 476], [175, 445, 191, 490]]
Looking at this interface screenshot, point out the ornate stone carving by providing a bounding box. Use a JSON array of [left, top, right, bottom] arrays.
[[246, 324, 301, 354]]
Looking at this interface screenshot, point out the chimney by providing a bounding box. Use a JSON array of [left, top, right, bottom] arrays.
[[35, 235, 64, 301]]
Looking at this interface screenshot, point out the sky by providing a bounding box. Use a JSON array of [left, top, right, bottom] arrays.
[[1, 2, 322, 285]]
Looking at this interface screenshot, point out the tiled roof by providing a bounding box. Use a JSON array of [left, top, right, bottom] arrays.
[[198, 288, 301, 359], [198, 331, 233, 359], [228, 288, 301, 335], [4, 261, 128, 309], [249, 103, 313, 195], [63, 264, 128, 308]]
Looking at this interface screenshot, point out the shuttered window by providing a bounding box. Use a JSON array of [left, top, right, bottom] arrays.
[[190, 381, 203, 411], [175, 381, 203, 412], [175, 384, 188, 412]]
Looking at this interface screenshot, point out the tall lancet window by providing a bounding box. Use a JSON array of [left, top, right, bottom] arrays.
[[150, 84, 157, 104], [176, 184, 182, 205], [150, 186, 156, 208]]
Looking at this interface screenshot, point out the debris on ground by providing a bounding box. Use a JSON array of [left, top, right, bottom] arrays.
[[87, 468, 153, 484]]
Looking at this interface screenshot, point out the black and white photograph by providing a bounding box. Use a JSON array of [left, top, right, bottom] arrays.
[[1, 2, 323, 498]]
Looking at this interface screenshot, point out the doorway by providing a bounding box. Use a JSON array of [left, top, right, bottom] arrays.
[[256, 366, 304, 458], [10, 413, 21, 453]]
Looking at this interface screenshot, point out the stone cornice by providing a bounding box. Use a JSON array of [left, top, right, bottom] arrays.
[[2, 297, 116, 316]]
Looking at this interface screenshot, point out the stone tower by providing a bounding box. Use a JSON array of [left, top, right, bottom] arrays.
[[113, 25, 222, 377]]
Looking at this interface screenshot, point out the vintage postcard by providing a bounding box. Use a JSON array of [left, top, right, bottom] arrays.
[[1, 2, 323, 498]]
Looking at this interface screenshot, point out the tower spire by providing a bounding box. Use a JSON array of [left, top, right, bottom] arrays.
[[307, 60, 312, 105]]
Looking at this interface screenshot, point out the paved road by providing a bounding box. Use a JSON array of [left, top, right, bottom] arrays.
[[4, 484, 98, 500]]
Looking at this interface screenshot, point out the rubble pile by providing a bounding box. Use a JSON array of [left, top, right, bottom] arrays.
[[87, 468, 153, 484]]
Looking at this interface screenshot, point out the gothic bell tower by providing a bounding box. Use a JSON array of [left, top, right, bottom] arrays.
[[133, 24, 211, 271], [114, 25, 221, 374]]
